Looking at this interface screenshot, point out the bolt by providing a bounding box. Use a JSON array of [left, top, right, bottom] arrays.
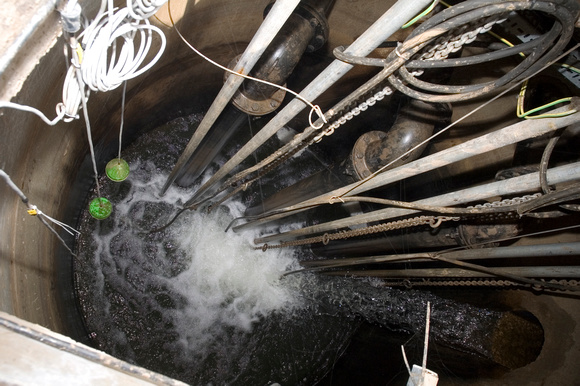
[[356, 152, 363, 159], [251, 104, 259, 112], [363, 170, 371, 178]]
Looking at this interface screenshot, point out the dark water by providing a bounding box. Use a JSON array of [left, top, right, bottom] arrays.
[[74, 113, 542, 385]]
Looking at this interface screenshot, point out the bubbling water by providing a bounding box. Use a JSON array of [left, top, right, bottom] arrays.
[[74, 113, 544, 384], [74, 115, 357, 384]]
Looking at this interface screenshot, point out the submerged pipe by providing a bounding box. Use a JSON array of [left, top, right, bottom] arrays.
[[172, 0, 332, 187], [187, 0, 435, 202]]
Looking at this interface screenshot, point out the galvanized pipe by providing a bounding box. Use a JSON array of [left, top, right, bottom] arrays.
[[272, 101, 580, 209], [161, 0, 301, 194], [252, 160, 580, 244], [188, 0, 435, 200], [304, 242, 580, 267]]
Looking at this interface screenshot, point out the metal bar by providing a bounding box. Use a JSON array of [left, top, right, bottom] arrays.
[[161, 0, 302, 194], [188, 0, 435, 200], [327, 266, 580, 278], [302, 242, 580, 268], [253, 160, 580, 243], [272, 102, 580, 211]]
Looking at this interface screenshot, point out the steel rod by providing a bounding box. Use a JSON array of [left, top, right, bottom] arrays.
[[161, 0, 301, 194], [253, 160, 580, 244], [188, 0, 435, 201], [326, 266, 580, 279], [302, 242, 580, 268], [248, 103, 580, 239]]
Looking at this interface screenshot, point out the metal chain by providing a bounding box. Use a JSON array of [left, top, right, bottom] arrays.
[[468, 193, 542, 209], [313, 17, 507, 143], [256, 193, 542, 251], [257, 214, 459, 250], [420, 16, 507, 62], [377, 278, 580, 290]]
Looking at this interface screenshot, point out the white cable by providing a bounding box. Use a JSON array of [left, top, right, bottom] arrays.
[[57, 0, 167, 121], [127, 0, 168, 20], [0, 101, 65, 126], [80, 5, 167, 92]]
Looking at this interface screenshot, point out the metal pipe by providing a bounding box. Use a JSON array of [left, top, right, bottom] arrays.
[[187, 0, 435, 200], [304, 242, 580, 267], [161, 0, 302, 194], [330, 266, 580, 279], [252, 161, 580, 243], [248, 103, 580, 235]]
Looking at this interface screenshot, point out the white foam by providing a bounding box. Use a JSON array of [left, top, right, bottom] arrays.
[[87, 160, 302, 357]]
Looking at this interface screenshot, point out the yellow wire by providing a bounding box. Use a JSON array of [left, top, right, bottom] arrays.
[[401, 0, 439, 29], [517, 79, 576, 119]]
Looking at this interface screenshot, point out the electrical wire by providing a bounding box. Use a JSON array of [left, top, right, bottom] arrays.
[[77, 68, 102, 199], [387, 0, 579, 103], [58, 0, 167, 122], [0, 101, 66, 126], [516, 80, 576, 119], [118, 80, 127, 159], [401, 0, 439, 29], [0, 168, 79, 257]]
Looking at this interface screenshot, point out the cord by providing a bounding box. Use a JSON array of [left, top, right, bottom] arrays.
[[517, 80, 576, 119], [118, 80, 127, 159], [57, 0, 167, 122]]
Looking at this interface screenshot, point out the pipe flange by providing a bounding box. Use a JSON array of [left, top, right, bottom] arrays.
[[224, 55, 286, 116], [264, 1, 329, 53], [350, 130, 386, 180]]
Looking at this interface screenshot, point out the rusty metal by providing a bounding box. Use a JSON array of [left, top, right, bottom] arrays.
[[161, 0, 303, 194], [185, 0, 435, 203], [348, 99, 449, 180], [230, 0, 331, 116]]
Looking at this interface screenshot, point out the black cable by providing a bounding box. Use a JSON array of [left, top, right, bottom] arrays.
[[359, 0, 579, 103], [540, 130, 564, 194]]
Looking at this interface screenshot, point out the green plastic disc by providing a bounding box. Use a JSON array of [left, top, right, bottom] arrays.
[[89, 197, 113, 220], [105, 158, 130, 182]]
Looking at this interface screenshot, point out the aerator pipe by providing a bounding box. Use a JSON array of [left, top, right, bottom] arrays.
[[161, 0, 301, 194], [189, 0, 435, 201], [253, 160, 580, 244]]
